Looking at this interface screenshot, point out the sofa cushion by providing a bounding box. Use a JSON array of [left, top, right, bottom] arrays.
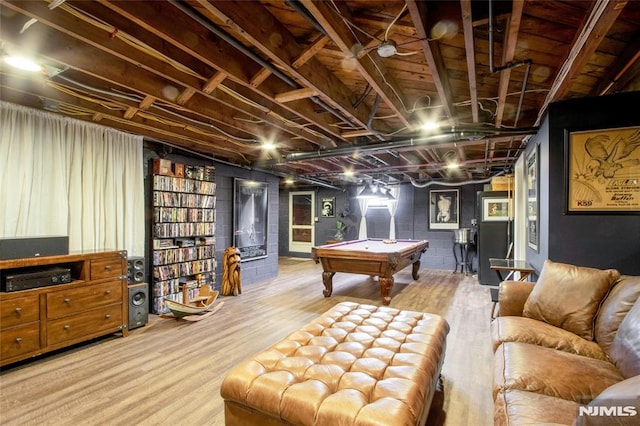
[[595, 275, 640, 355], [494, 342, 624, 402], [491, 316, 607, 360], [608, 298, 640, 378], [523, 260, 620, 340], [576, 376, 640, 426], [494, 389, 579, 426]]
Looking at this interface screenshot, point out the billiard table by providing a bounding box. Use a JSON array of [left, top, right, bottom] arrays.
[[311, 238, 429, 305]]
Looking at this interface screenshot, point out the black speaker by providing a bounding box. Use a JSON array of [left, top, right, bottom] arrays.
[[128, 283, 148, 330], [127, 256, 145, 284], [0, 236, 69, 260]]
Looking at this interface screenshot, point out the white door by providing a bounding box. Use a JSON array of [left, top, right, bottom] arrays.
[[289, 191, 315, 253]]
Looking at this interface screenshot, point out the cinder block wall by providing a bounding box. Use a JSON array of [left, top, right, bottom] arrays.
[[213, 163, 279, 287]]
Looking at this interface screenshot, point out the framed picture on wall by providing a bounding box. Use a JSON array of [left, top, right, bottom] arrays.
[[482, 197, 510, 221], [429, 189, 459, 229], [565, 126, 640, 214], [527, 144, 539, 251], [233, 178, 268, 262], [320, 197, 335, 217]]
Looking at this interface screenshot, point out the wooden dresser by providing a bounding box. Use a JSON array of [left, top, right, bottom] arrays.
[[0, 250, 128, 367]]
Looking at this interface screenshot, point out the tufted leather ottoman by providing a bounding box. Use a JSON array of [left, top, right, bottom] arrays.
[[220, 301, 449, 425]]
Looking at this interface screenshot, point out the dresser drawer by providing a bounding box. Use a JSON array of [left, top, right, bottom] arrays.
[[0, 295, 40, 328], [47, 304, 123, 346], [47, 281, 123, 319], [90, 256, 124, 280], [0, 323, 40, 360]]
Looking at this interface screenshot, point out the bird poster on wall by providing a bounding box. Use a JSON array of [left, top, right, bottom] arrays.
[[567, 126, 640, 213]]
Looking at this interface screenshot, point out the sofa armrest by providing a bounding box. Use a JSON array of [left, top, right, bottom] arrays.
[[497, 280, 535, 317]]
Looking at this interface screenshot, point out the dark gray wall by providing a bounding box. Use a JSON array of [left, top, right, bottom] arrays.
[[213, 163, 280, 286], [528, 91, 640, 275], [279, 182, 485, 272]]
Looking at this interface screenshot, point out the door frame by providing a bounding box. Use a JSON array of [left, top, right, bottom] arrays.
[[289, 191, 315, 253]]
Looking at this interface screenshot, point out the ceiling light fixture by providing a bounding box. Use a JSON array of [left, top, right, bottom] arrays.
[[4, 56, 42, 72], [357, 183, 379, 199], [377, 40, 398, 58], [382, 187, 396, 200]]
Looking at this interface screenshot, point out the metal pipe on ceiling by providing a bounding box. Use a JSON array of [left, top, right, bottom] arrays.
[[285, 0, 327, 35], [276, 128, 537, 163]]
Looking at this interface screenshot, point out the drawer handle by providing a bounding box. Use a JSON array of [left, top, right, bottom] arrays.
[[104, 265, 112, 271], [64, 325, 71, 330], [15, 307, 22, 313], [105, 314, 112, 319], [105, 290, 112, 295], [15, 337, 22, 344], [64, 298, 71, 304]]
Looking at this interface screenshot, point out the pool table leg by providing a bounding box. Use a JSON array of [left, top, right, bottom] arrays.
[[322, 271, 335, 297], [412, 260, 421, 280], [379, 276, 393, 305]]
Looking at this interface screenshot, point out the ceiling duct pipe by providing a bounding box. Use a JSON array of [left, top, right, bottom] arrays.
[[283, 132, 476, 162], [278, 126, 538, 163], [366, 94, 385, 141], [168, 0, 358, 131]]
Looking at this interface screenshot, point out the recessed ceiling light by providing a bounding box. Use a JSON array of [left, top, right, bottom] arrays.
[[421, 121, 440, 131], [262, 142, 276, 150], [4, 56, 42, 72]]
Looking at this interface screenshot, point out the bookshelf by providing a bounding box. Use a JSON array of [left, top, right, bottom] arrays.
[[151, 161, 217, 314]]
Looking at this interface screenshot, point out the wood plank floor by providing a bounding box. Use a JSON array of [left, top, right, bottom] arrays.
[[0, 258, 495, 426]]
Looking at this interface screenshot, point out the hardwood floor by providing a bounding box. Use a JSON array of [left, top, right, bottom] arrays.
[[0, 258, 495, 426]]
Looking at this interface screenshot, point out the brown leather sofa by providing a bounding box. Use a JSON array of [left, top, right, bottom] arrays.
[[491, 260, 640, 425]]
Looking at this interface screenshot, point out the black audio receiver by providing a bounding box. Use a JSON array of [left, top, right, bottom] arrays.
[[1, 267, 72, 292]]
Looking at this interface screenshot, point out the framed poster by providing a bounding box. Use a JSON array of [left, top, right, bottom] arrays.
[[233, 178, 268, 261], [482, 197, 510, 222], [320, 197, 335, 217], [565, 126, 640, 213], [527, 145, 539, 251], [429, 189, 459, 230]]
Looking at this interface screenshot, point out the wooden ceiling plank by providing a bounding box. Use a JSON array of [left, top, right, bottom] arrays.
[[176, 87, 197, 105], [96, 0, 344, 141], [300, 0, 412, 128], [0, 1, 319, 147], [249, 68, 273, 88], [202, 72, 228, 94], [123, 106, 138, 119], [536, 0, 628, 124], [494, 0, 524, 129], [292, 34, 330, 69], [195, 0, 388, 134], [594, 36, 640, 95], [275, 88, 318, 103], [139, 95, 156, 110], [461, 0, 479, 123], [406, 0, 456, 125], [0, 81, 251, 162]]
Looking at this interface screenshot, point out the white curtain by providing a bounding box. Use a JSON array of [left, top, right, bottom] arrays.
[[357, 186, 369, 239], [386, 186, 399, 239], [0, 101, 145, 256]]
